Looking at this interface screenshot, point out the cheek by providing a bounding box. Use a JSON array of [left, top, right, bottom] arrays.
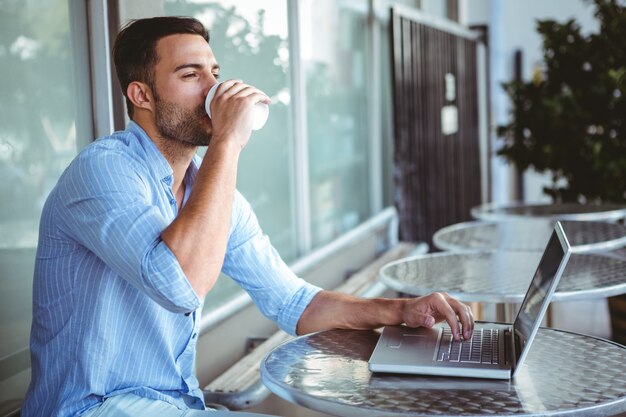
[[165, 82, 204, 107]]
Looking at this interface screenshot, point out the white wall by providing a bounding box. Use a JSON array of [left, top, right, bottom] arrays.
[[465, 0, 598, 203]]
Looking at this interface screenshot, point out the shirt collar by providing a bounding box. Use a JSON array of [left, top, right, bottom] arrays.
[[126, 121, 202, 190], [127, 121, 174, 183]]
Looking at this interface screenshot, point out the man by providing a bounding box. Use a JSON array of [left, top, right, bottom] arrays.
[[23, 16, 473, 417]]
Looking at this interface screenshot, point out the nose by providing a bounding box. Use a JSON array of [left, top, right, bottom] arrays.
[[204, 84, 216, 99], [203, 73, 220, 97]]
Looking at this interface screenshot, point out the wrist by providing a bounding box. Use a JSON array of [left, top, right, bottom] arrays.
[[381, 297, 408, 325], [351, 297, 406, 329], [206, 134, 244, 159]]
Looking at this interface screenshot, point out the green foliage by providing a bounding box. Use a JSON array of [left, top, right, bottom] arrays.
[[497, 0, 626, 203]]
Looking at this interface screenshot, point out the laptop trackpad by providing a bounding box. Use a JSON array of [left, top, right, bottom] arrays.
[[384, 327, 438, 351], [386, 332, 429, 348]]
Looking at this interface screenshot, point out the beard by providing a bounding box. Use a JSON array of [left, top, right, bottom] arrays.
[[153, 92, 211, 148]]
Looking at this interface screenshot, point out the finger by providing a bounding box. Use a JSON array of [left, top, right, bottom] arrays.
[[226, 85, 271, 104], [448, 298, 474, 339], [455, 301, 474, 338], [233, 89, 271, 105], [464, 304, 475, 335], [218, 80, 249, 98], [210, 81, 246, 114], [437, 298, 462, 340], [213, 79, 242, 96], [462, 305, 474, 339], [218, 80, 265, 99]]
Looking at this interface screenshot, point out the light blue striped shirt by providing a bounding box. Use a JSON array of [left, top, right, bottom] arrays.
[[23, 121, 321, 417]]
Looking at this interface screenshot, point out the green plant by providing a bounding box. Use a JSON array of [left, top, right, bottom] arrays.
[[497, 0, 626, 203]]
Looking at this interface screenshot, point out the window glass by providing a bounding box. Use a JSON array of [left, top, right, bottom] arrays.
[[0, 0, 90, 380], [300, 0, 371, 248], [421, 0, 449, 19], [164, 1, 296, 260], [163, 0, 295, 310]]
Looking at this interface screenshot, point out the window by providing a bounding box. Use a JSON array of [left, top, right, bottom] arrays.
[[0, 0, 92, 400], [116, 0, 396, 314], [161, 1, 296, 311], [300, 0, 372, 248], [166, 1, 298, 262]]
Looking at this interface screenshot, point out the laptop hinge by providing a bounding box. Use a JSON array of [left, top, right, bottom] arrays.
[[504, 329, 515, 368], [513, 331, 523, 371]]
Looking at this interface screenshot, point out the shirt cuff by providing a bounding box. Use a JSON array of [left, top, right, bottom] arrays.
[[276, 283, 323, 336], [141, 241, 201, 313]]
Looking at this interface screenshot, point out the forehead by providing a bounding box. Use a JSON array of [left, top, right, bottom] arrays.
[[154, 33, 217, 70]]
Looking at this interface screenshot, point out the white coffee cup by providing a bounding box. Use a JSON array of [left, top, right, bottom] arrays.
[[205, 82, 269, 131]]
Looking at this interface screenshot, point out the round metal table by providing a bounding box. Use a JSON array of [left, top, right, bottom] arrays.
[[379, 250, 626, 304], [433, 219, 626, 253], [471, 202, 626, 222], [261, 328, 626, 417]]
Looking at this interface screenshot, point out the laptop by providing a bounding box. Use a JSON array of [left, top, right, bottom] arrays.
[[368, 221, 572, 379]]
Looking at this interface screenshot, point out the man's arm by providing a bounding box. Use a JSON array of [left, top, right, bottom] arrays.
[[160, 136, 241, 299], [161, 81, 269, 299], [296, 291, 475, 341]]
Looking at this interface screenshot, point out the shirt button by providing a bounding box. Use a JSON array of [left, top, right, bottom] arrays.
[[170, 198, 176, 205]]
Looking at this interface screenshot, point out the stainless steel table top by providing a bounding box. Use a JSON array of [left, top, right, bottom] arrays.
[[471, 202, 626, 222], [261, 328, 626, 417], [433, 219, 626, 253], [379, 250, 626, 303]]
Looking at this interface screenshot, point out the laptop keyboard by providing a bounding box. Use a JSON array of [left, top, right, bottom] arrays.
[[436, 328, 500, 365]]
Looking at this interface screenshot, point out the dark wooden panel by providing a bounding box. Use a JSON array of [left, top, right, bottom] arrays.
[[391, 8, 482, 246]]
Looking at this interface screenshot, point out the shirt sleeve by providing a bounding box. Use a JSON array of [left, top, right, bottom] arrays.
[[55, 144, 200, 313], [221, 192, 322, 336]]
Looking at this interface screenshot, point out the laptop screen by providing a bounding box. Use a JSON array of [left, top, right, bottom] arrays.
[[512, 224, 570, 370]]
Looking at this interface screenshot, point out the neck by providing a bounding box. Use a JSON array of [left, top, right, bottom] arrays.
[[135, 118, 196, 195]]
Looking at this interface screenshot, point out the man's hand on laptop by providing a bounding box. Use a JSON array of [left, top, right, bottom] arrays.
[[402, 292, 474, 341]]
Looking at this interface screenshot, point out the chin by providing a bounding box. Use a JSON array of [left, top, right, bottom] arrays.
[[196, 130, 213, 147]]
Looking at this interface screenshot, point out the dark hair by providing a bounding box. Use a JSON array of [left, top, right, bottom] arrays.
[[112, 16, 209, 118]]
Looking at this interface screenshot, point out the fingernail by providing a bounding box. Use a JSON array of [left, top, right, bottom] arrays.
[[425, 317, 435, 326]]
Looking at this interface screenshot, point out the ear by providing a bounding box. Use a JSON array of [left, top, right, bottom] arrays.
[[126, 81, 154, 113]]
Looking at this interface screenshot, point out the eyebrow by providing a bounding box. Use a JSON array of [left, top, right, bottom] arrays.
[[173, 63, 220, 73]]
